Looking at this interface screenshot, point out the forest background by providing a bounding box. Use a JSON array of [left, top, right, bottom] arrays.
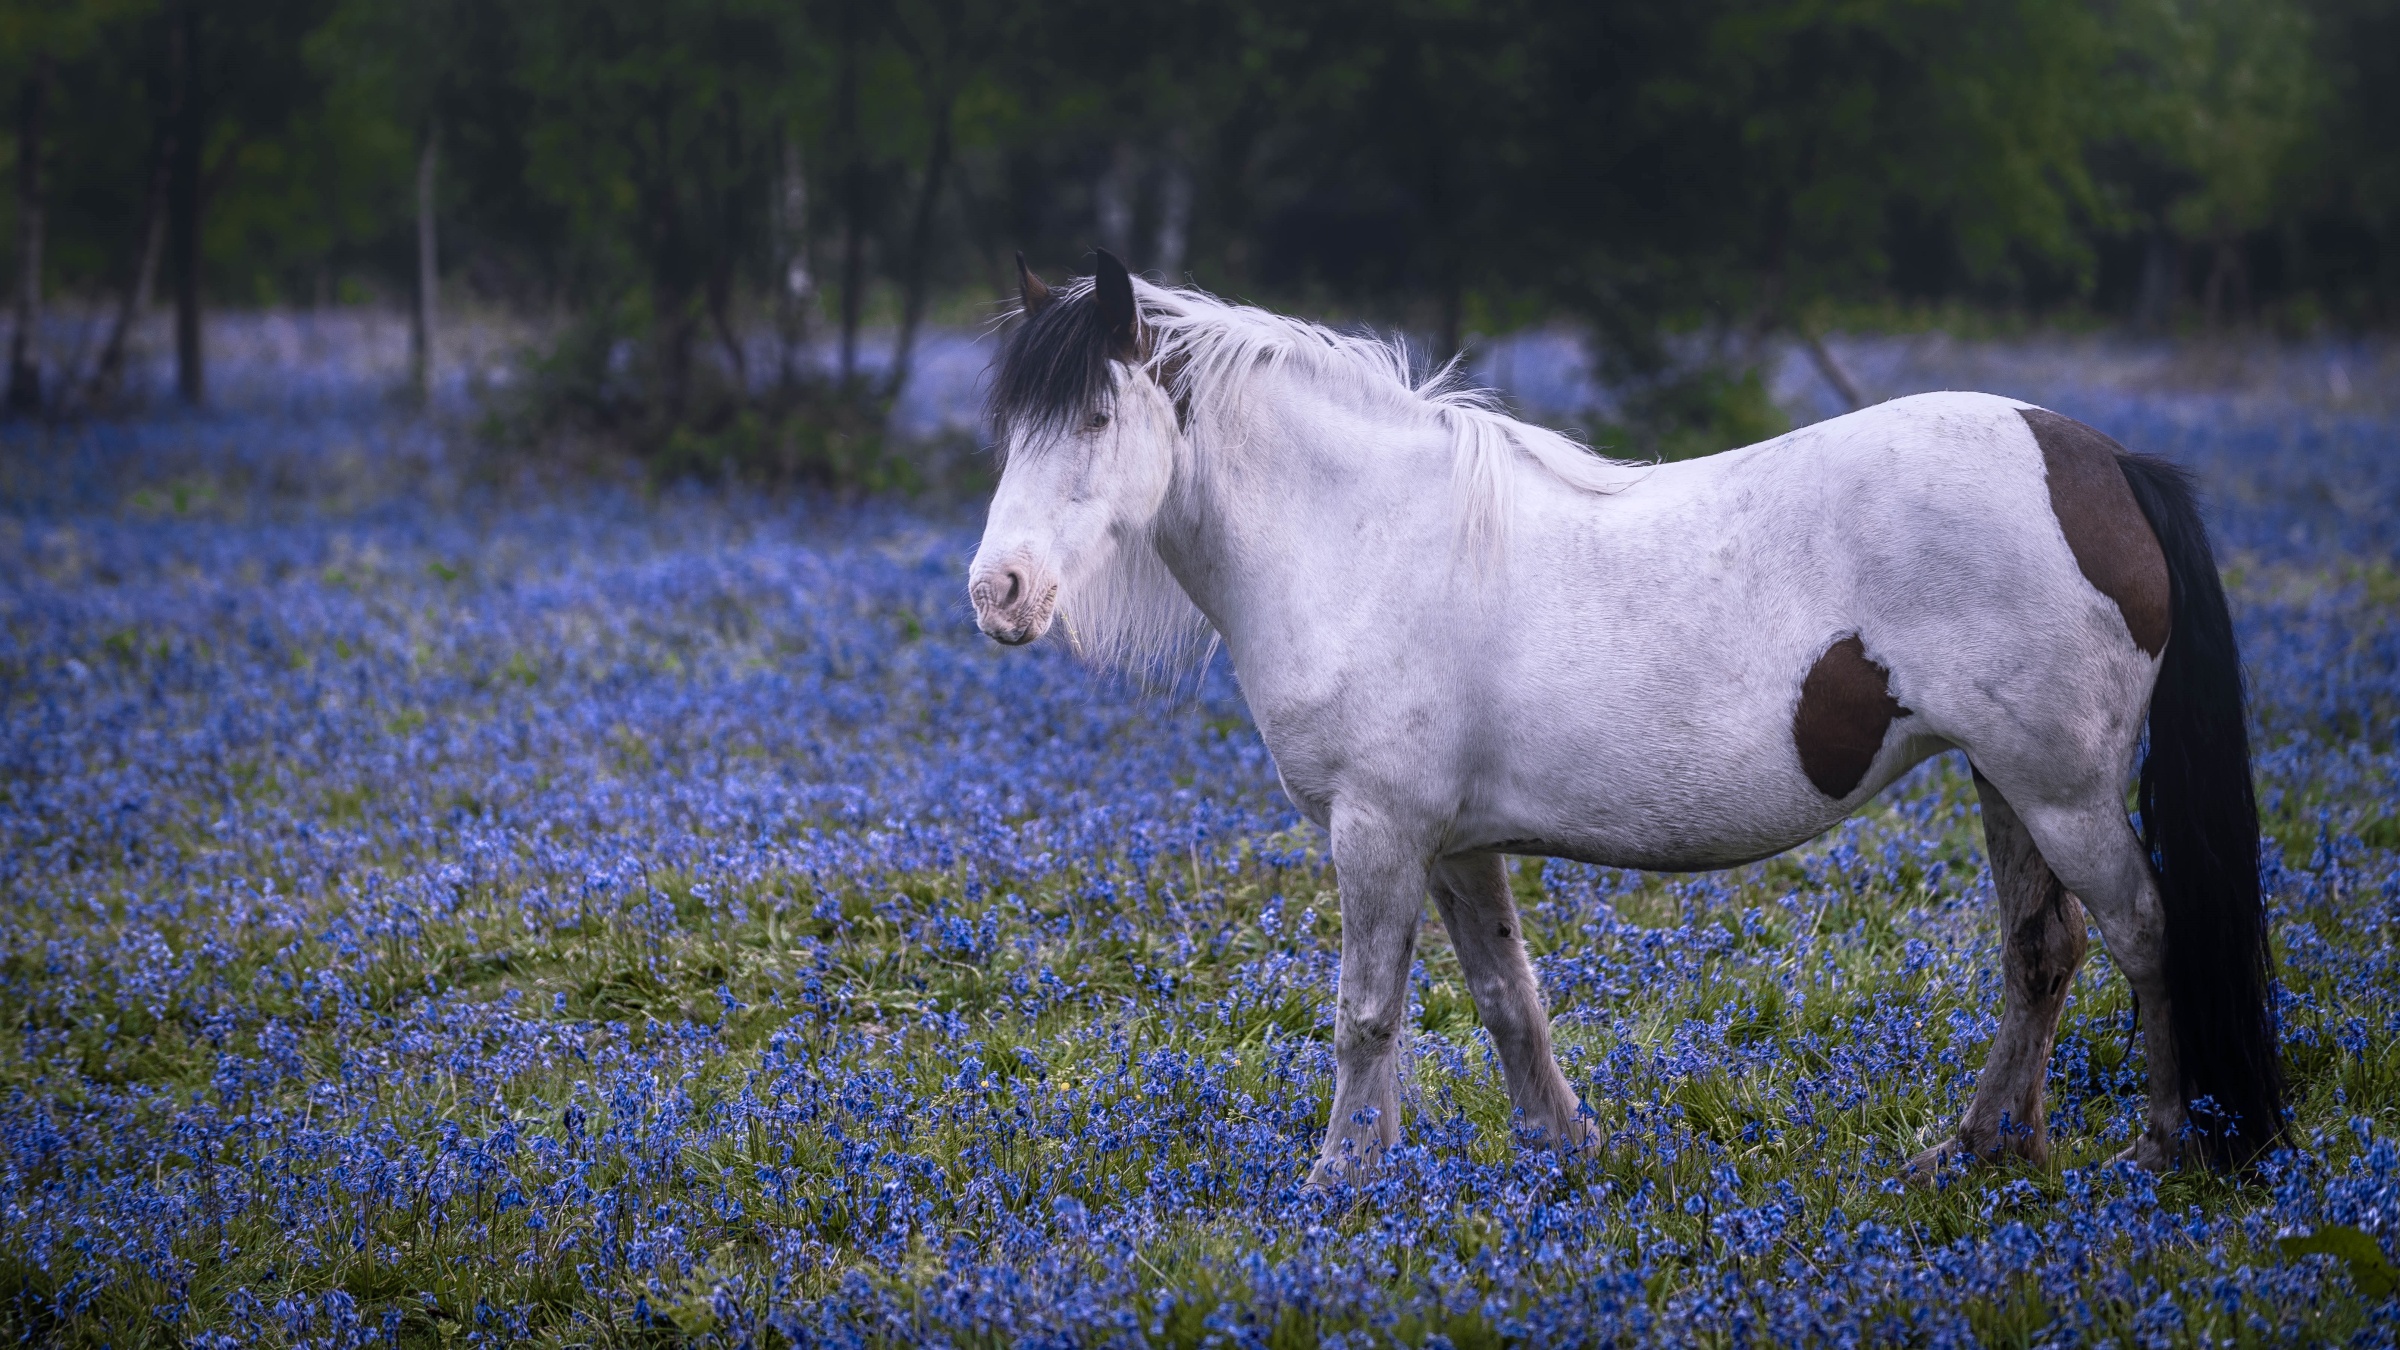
[[0, 0, 2395, 475]]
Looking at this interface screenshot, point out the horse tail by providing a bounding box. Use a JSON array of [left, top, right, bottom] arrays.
[[2118, 452, 2285, 1167]]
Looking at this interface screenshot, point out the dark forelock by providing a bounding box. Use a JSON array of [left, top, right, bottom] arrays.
[[986, 287, 1119, 453]]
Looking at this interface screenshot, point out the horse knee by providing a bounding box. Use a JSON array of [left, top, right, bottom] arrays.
[[1336, 1004, 1403, 1059]]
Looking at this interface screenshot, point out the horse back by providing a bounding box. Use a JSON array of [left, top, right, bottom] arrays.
[[1458, 391, 2159, 868]]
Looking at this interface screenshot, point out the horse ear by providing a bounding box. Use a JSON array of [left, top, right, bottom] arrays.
[[1093, 247, 1141, 360], [1016, 252, 1053, 317]]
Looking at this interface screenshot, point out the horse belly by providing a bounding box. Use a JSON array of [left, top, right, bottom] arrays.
[[1468, 724, 1946, 871], [1464, 710, 1858, 870], [1457, 499, 1950, 869]]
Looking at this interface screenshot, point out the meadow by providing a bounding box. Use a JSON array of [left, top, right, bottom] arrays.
[[3, 321, 2399, 1347]]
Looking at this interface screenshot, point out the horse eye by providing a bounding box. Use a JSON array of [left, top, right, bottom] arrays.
[[1087, 411, 1110, 430]]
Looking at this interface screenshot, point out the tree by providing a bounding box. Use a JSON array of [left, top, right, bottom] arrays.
[[146, 0, 340, 405], [508, 0, 794, 423], [2295, 0, 2400, 321], [314, 0, 464, 401], [2105, 0, 2318, 326], [0, 0, 133, 413], [1274, 0, 1547, 358], [876, 0, 1013, 406]]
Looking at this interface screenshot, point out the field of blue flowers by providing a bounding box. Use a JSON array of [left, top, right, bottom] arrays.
[[3, 320, 2400, 1347]]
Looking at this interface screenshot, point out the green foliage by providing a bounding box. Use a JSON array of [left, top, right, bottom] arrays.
[[481, 298, 945, 490], [2278, 1225, 2400, 1297], [3, 0, 2399, 450], [649, 403, 929, 493], [2295, 0, 2400, 320], [1587, 364, 1792, 464], [1561, 0, 2117, 328], [2151, 0, 2318, 244]]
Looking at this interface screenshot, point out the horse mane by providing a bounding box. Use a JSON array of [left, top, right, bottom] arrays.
[[983, 275, 1633, 675], [1131, 280, 1634, 554]]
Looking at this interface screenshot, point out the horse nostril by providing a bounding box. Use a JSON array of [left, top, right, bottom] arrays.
[[1000, 568, 1025, 608]]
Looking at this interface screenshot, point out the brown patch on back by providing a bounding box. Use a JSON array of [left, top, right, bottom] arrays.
[[1794, 635, 1909, 799], [2018, 408, 2171, 656]]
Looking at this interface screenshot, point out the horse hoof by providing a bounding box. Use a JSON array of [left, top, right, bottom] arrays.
[[2109, 1137, 2175, 1173], [1560, 1122, 1604, 1157], [1901, 1138, 1973, 1187], [1305, 1152, 1378, 1193], [1516, 1119, 1602, 1155]]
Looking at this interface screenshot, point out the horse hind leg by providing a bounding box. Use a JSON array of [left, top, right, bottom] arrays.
[[1906, 773, 2090, 1180], [1429, 853, 1594, 1151], [2001, 787, 2191, 1172]]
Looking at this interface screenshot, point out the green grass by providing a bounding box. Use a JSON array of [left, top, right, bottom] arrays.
[[5, 752, 2392, 1345], [2, 539, 2394, 1345]]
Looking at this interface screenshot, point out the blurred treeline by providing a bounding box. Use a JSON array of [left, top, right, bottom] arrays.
[[0, 0, 2393, 462]]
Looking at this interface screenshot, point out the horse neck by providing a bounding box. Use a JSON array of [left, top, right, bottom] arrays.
[[1154, 374, 1455, 646]]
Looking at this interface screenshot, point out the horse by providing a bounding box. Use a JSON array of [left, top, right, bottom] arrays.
[[968, 249, 2282, 1188]]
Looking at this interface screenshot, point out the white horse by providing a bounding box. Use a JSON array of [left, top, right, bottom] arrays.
[[969, 250, 2281, 1187]]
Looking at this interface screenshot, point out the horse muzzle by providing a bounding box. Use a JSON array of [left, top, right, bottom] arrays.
[[969, 561, 1059, 646]]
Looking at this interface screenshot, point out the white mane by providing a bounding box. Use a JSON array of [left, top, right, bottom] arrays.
[[1026, 277, 1634, 679], [1131, 278, 1635, 557]]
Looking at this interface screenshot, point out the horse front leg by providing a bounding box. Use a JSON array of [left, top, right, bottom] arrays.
[[1307, 813, 1426, 1189], [1429, 852, 1594, 1152]]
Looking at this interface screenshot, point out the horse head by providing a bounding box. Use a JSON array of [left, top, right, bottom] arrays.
[[970, 248, 1181, 649]]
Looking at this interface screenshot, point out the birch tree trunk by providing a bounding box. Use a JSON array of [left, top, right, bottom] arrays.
[[773, 136, 812, 393]]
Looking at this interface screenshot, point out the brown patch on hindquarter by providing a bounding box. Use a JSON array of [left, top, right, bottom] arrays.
[[2018, 408, 2171, 656], [1793, 635, 1909, 798]]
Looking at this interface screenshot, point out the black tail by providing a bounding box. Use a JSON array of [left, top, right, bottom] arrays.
[[2118, 453, 2285, 1167]]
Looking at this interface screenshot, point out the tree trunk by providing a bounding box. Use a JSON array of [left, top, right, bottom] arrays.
[[707, 262, 746, 391], [835, 6, 865, 390], [170, 0, 204, 407], [1802, 329, 1864, 411], [658, 294, 695, 425], [7, 52, 51, 415], [409, 128, 439, 402], [772, 134, 812, 392], [883, 90, 955, 408], [1095, 140, 1136, 262], [2203, 236, 2239, 330], [2203, 235, 2249, 329], [2137, 230, 2177, 332], [1435, 266, 1463, 368], [1153, 132, 1192, 279], [87, 138, 172, 404]]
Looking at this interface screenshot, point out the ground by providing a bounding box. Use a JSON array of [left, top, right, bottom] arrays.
[[2, 325, 2398, 1346]]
